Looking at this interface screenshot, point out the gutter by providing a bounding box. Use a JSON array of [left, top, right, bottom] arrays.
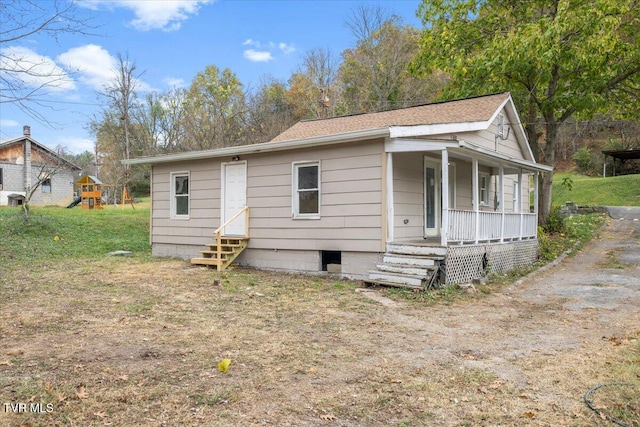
[[122, 127, 390, 165]]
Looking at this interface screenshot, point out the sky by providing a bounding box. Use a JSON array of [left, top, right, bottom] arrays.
[[0, 0, 424, 154]]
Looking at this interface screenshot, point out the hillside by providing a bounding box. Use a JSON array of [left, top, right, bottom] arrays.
[[552, 172, 640, 207]]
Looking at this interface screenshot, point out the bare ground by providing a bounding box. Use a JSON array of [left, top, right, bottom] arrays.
[[1, 212, 639, 426]]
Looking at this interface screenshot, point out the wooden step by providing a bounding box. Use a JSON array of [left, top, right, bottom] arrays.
[[387, 243, 447, 257], [190, 257, 222, 266], [382, 253, 437, 267], [366, 271, 426, 289], [375, 263, 435, 276]]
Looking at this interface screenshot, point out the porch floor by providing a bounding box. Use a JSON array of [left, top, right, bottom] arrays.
[[391, 237, 443, 247]]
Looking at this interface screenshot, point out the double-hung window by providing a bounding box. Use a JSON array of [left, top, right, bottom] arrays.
[[171, 172, 190, 219], [479, 172, 490, 206], [293, 161, 320, 218]]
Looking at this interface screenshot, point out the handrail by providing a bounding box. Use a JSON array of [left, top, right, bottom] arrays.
[[214, 206, 250, 237], [214, 206, 249, 270]]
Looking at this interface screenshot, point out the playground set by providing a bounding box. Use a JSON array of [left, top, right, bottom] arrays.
[[67, 175, 134, 209]]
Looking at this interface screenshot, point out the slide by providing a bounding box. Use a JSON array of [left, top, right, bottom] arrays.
[[66, 195, 81, 208]]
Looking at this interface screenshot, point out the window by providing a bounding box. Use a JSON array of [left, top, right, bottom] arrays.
[[293, 161, 320, 218], [0, 167, 3, 190], [513, 181, 520, 212], [479, 172, 490, 206], [497, 113, 505, 137], [171, 172, 190, 219], [41, 177, 51, 193]]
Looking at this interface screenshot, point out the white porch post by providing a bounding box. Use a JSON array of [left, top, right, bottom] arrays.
[[386, 152, 394, 243], [499, 165, 504, 243], [517, 169, 523, 240], [472, 157, 479, 244], [534, 171, 539, 237], [441, 149, 449, 247]]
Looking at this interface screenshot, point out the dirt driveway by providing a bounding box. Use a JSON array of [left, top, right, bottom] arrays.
[[362, 207, 640, 424]]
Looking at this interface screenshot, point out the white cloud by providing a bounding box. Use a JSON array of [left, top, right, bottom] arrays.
[[243, 49, 273, 62], [0, 119, 20, 128], [57, 44, 117, 90], [163, 77, 187, 88], [0, 46, 76, 92], [279, 42, 295, 54], [80, 0, 214, 32], [57, 45, 153, 93], [62, 136, 95, 155], [241, 39, 295, 63], [242, 39, 259, 47]]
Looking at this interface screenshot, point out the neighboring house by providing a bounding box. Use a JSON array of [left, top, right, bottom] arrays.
[[0, 126, 81, 207], [124, 93, 552, 286]]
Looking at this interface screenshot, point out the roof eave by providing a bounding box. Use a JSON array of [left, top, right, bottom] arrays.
[[123, 127, 390, 165]]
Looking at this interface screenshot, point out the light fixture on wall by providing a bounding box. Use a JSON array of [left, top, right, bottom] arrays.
[[231, 156, 240, 161]]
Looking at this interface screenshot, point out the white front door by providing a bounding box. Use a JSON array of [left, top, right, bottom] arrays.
[[424, 158, 441, 237], [222, 161, 247, 236]]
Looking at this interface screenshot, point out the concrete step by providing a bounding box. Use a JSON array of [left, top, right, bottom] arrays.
[[376, 263, 435, 277], [382, 253, 437, 267], [387, 243, 447, 258], [366, 271, 425, 288]]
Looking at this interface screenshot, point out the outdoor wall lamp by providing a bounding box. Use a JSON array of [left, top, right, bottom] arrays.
[[231, 156, 240, 161]]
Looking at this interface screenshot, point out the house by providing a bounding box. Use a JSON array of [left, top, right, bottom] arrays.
[[0, 126, 81, 207], [124, 93, 553, 287]]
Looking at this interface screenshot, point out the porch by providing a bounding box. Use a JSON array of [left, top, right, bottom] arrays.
[[368, 137, 552, 288]]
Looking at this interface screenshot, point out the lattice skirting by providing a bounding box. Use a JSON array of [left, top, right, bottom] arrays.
[[445, 240, 538, 285]]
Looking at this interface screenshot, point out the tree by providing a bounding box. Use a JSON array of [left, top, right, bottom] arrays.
[[246, 77, 295, 143], [0, 0, 95, 124], [340, 5, 446, 114], [182, 65, 247, 150], [411, 0, 640, 224], [91, 54, 149, 201]]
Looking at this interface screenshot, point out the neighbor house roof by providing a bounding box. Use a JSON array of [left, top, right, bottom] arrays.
[[271, 92, 511, 142], [0, 134, 81, 170]]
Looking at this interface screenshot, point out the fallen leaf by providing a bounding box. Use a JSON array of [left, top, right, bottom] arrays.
[[76, 386, 88, 400], [56, 392, 66, 403], [94, 412, 107, 418], [218, 358, 231, 373], [44, 382, 53, 394], [320, 414, 336, 420], [523, 411, 535, 418]]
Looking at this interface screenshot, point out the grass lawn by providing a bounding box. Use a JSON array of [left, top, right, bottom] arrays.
[[552, 172, 640, 207], [1, 204, 638, 426]]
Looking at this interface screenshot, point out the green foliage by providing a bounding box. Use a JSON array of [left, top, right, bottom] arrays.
[[538, 213, 606, 261], [543, 205, 567, 234], [572, 146, 595, 174]]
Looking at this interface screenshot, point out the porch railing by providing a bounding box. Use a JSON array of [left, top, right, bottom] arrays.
[[448, 209, 537, 243]]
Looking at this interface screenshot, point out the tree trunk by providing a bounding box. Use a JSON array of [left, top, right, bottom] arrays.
[[537, 120, 560, 225]]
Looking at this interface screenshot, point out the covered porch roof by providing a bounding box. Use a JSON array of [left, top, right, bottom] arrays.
[[385, 138, 553, 174]]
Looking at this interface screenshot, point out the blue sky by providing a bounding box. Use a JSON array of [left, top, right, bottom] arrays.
[[1, 0, 424, 154]]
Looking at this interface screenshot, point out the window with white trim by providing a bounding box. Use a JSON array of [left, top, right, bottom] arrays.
[[293, 161, 320, 218], [479, 172, 490, 206], [513, 181, 520, 212], [171, 172, 190, 219]]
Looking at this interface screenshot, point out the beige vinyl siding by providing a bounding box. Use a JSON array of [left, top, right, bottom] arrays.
[[455, 159, 473, 210], [150, 139, 385, 254], [392, 152, 424, 240], [247, 139, 384, 252], [152, 159, 221, 247], [460, 109, 526, 160]]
